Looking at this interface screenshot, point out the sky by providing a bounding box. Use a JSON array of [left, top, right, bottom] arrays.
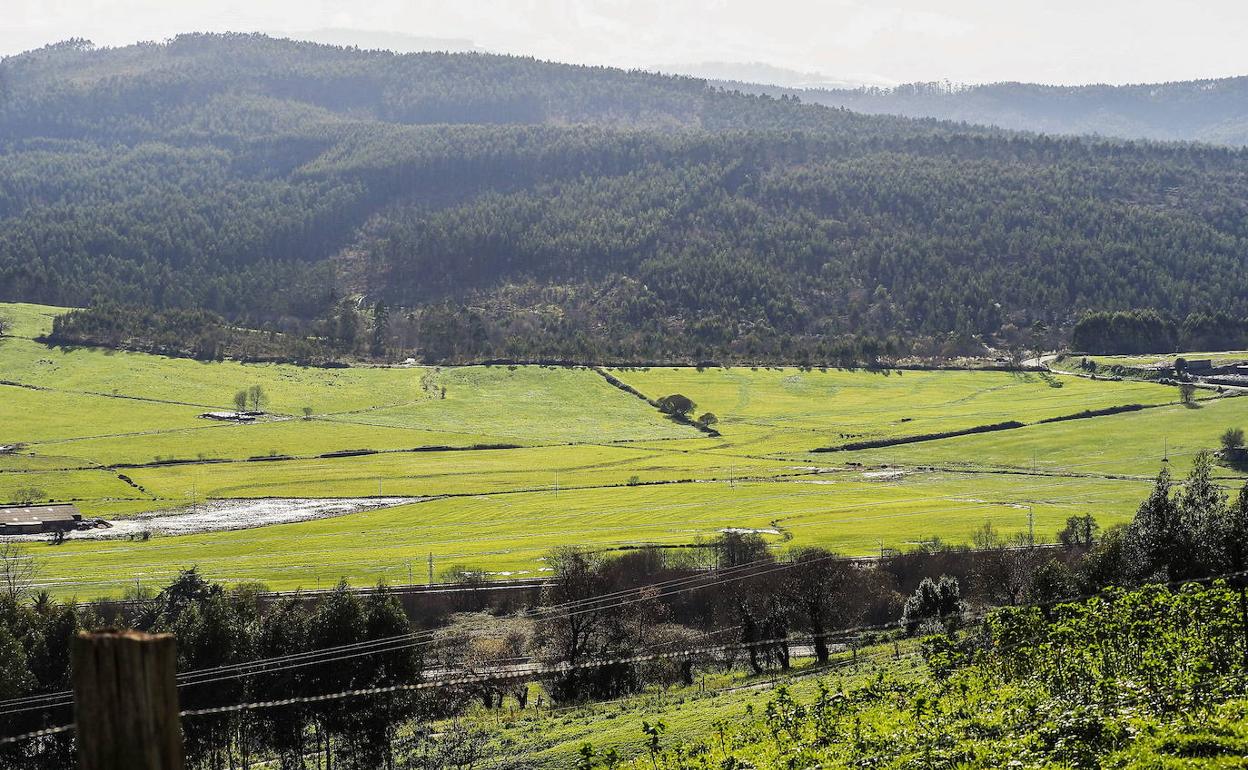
[[4, 0, 1248, 87]]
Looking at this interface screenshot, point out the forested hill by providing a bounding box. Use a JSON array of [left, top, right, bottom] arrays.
[[4, 34, 1248, 362], [737, 77, 1248, 146], [0, 34, 930, 139]]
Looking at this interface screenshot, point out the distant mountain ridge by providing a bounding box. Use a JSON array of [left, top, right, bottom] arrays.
[[718, 76, 1248, 145], [269, 28, 481, 54], [656, 61, 889, 91]]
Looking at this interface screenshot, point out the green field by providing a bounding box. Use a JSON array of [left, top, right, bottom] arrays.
[[0, 302, 65, 338], [1078, 351, 1248, 369], [607, 365, 1192, 455], [35, 472, 1150, 594], [4, 302, 1246, 598]]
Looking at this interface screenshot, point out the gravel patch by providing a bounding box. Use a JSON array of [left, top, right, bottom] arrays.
[[51, 497, 423, 540]]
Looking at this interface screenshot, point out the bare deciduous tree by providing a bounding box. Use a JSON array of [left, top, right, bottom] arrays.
[[0, 542, 40, 602], [10, 485, 45, 505], [247, 384, 267, 413]]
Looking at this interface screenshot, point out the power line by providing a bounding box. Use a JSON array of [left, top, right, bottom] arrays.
[[174, 555, 815, 688], [11, 565, 1248, 741]]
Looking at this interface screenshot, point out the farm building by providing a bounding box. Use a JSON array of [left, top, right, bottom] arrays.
[[0, 503, 82, 535]]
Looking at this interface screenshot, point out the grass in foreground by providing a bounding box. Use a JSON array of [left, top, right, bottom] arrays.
[[469, 646, 924, 770]]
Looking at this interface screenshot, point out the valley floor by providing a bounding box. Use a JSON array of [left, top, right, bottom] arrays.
[[3, 302, 1246, 599]]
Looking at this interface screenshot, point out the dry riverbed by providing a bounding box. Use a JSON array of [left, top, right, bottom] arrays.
[[30, 497, 422, 540]]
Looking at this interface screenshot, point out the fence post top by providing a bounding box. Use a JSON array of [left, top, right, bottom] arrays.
[[75, 629, 175, 643]]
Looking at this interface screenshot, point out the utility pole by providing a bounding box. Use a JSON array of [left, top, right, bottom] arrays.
[[72, 630, 184, 770], [1028, 506, 1035, 547], [428, 552, 434, 585], [407, 560, 413, 586], [377, 476, 383, 496]]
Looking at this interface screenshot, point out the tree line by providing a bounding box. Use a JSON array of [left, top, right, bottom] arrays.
[[1073, 309, 1248, 354]]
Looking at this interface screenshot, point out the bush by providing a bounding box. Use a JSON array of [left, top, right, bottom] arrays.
[[656, 394, 696, 417]]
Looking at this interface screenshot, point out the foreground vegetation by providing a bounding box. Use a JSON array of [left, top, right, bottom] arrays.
[[617, 584, 1248, 770]]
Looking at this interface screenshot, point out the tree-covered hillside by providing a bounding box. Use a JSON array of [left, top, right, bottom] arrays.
[[4, 34, 1248, 361]]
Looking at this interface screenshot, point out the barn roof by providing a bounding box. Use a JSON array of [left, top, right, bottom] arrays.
[[0, 503, 81, 525]]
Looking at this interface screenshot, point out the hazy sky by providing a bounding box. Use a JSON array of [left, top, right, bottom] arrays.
[[5, 0, 1248, 86]]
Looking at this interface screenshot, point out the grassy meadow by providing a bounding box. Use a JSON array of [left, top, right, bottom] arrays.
[[31, 471, 1150, 594], [3, 302, 1245, 598], [1079, 350, 1248, 369], [607, 365, 1191, 455]]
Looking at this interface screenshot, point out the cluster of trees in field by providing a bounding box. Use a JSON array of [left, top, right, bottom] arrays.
[[1073, 309, 1248, 354], [5, 35, 1248, 361]]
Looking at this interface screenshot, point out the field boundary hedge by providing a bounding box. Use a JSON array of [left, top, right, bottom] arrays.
[[592, 367, 722, 437], [813, 400, 1165, 453], [813, 421, 1025, 452]]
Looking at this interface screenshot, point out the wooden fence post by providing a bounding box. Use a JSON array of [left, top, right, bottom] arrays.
[[71, 630, 184, 770]]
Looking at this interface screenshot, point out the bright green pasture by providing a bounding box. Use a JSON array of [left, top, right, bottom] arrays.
[[32, 472, 1148, 596], [0, 302, 67, 338], [30, 417, 525, 468], [838, 396, 1248, 479], [0, 468, 149, 508], [321, 366, 694, 444], [1, 333, 692, 448], [1080, 351, 1248, 369], [0, 336, 426, 413], [0, 453, 94, 472], [120, 442, 791, 503], [1, 384, 205, 446], [609, 366, 1184, 455], [0, 302, 1213, 598]]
